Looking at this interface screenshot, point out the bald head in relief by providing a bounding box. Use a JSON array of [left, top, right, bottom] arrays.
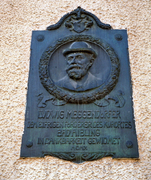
[[56, 41, 102, 91]]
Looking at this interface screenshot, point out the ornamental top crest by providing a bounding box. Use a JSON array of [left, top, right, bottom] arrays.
[[65, 14, 93, 33], [47, 6, 112, 32]]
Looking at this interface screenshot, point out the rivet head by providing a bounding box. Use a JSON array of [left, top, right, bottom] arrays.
[[37, 35, 44, 42], [126, 141, 133, 148], [26, 141, 33, 148], [115, 34, 123, 41]]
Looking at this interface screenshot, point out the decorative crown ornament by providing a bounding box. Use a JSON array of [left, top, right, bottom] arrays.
[[47, 6, 112, 32], [65, 12, 93, 33]]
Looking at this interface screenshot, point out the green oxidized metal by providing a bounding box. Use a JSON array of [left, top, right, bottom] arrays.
[[21, 7, 139, 163]]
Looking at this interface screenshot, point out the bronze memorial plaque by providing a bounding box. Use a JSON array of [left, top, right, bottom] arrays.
[[21, 7, 139, 163]]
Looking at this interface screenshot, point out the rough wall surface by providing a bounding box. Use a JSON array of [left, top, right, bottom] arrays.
[[0, 0, 151, 179]]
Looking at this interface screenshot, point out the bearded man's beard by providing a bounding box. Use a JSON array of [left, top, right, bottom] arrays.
[[66, 64, 90, 80]]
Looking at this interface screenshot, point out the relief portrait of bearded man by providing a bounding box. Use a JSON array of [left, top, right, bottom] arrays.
[[56, 41, 102, 91]]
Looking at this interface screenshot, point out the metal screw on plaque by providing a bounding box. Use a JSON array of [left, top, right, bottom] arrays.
[[126, 141, 133, 148], [26, 141, 33, 148], [37, 35, 44, 42], [115, 34, 123, 41]]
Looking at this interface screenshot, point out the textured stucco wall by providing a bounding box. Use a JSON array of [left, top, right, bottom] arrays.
[[0, 0, 151, 179]]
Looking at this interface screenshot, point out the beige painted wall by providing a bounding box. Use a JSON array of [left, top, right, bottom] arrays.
[[0, 0, 151, 179]]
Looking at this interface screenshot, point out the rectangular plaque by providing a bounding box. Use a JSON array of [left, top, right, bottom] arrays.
[[21, 7, 139, 163]]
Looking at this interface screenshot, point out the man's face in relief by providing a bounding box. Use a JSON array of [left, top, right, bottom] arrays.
[[66, 52, 94, 80]]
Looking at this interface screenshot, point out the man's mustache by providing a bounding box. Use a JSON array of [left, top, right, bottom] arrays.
[[66, 64, 82, 71]]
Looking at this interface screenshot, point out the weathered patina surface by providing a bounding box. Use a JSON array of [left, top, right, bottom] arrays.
[[21, 7, 139, 163]]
